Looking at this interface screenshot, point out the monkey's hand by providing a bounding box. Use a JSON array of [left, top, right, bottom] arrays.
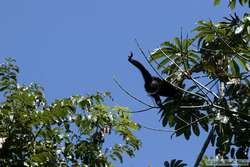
[[128, 52, 133, 61]]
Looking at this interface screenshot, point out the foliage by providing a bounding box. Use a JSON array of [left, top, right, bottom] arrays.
[[164, 159, 187, 167], [149, 11, 249, 166], [0, 58, 141, 166], [214, 0, 250, 9]]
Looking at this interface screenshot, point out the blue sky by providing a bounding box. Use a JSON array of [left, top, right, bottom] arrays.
[[0, 1, 247, 166]]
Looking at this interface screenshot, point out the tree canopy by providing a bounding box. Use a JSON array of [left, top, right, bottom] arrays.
[[147, 3, 250, 166], [0, 58, 141, 166]]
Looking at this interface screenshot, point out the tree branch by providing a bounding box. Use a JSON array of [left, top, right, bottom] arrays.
[[139, 123, 175, 133], [171, 113, 212, 138], [159, 48, 219, 102], [119, 107, 158, 114], [113, 77, 155, 108], [134, 40, 210, 103], [194, 126, 215, 167], [179, 104, 211, 109]]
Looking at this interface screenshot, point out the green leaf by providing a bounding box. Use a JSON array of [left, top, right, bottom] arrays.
[[239, 0, 247, 5], [214, 0, 221, 5], [162, 112, 169, 127], [113, 151, 123, 163], [199, 121, 209, 132], [0, 86, 8, 92], [169, 114, 175, 128], [192, 122, 200, 136], [229, 59, 240, 76], [184, 125, 191, 140], [170, 159, 176, 167], [164, 161, 170, 167], [158, 57, 171, 69], [247, 26, 250, 35], [229, 0, 236, 9], [150, 48, 165, 61], [236, 57, 249, 72], [150, 47, 176, 62], [173, 37, 181, 49], [161, 41, 177, 49], [164, 159, 187, 167]]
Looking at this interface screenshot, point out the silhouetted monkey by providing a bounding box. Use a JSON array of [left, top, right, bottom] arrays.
[[128, 52, 182, 108]]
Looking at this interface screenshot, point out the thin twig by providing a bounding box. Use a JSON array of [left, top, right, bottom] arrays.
[[243, 74, 250, 80], [176, 115, 189, 125], [213, 104, 250, 121], [200, 79, 216, 90], [159, 48, 219, 101], [193, 77, 219, 99], [113, 77, 154, 108], [205, 79, 219, 97], [134, 39, 164, 80], [135, 39, 208, 102], [179, 104, 211, 109], [208, 79, 219, 91], [139, 124, 175, 133], [193, 75, 209, 79], [34, 124, 45, 140], [196, 79, 217, 96], [212, 25, 249, 61], [120, 107, 158, 114], [171, 113, 212, 138]]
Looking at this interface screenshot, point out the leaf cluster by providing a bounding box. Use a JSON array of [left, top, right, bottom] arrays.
[[164, 159, 187, 167], [214, 0, 250, 9], [0, 58, 141, 167], [149, 12, 250, 162]]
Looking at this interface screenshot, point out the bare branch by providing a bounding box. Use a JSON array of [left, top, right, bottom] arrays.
[[194, 126, 215, 167], [171, 113, 212, 138], [179, 104, 211, 109], [119, 107, 158, 114], [134, 40, 209, 103], [139, 123, 175, 133], [193, 75, 209, 79], [134, 39, 164, 80], [176, 115, 189, 125], [159, 48, 219, 102], [113, 77, 155, 108], [196, 79, 218, 97]]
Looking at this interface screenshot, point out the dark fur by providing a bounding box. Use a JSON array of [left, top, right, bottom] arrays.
[[128, 52, 181, 108]]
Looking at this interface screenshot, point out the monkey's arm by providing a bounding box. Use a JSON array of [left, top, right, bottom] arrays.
[[128, 52, 152, 84], [151, 93, 164, 108]]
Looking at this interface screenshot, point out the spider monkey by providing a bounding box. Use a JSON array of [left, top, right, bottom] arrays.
[[128, 52, 181, 108]]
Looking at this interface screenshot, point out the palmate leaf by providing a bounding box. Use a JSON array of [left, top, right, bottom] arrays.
[[160, 92, 208, 139], [150, 47, 176, 62], [150, 37, 197, 76], [192, 121, 200, 136], [161, 41, 178, 50], [164, 159, 187, 167]]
